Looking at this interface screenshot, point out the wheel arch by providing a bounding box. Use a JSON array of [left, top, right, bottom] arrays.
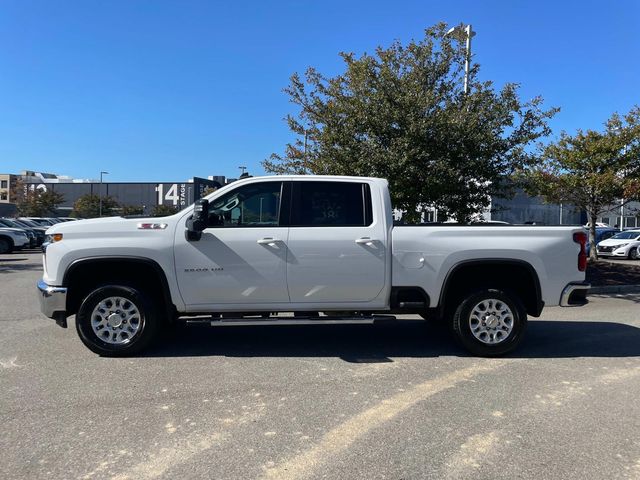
[[63, 256, 176, 320], [437, 259, 543, 318], [0, 234, 15, 250]]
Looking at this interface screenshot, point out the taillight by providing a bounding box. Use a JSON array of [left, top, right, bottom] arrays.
[[573, 232, 587, 272]]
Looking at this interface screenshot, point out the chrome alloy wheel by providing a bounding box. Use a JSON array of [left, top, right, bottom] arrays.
[[468, 298, 514, 345], [91, 296, 142, 345]]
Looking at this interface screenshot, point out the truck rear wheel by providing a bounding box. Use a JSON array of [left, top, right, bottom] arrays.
[[451, 289, 527, 357], [75, 285, 159, 356]]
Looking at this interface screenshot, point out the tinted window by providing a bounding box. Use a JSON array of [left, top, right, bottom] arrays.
[[611, 231, 640, 240], [599, 231, 616, 241], [207, 182, 282, 227], [293, 182, 371, 227]]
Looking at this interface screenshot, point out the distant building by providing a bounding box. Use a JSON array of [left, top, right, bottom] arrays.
[[491, 190, 585, 225], [0, 174, 18, 204], [0, 170, 229, 216], [597, 201, 640, 229], [20, 170, 92, 184]]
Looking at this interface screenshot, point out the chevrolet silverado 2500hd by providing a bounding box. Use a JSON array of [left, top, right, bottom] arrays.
[[37, 176, 590, 356]]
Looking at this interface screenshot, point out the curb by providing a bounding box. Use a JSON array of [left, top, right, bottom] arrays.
[[588, 284, 640, 295]]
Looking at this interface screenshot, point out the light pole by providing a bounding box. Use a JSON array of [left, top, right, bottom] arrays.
[[612, 127, 628, 231], [445, 24, 476, 94], [619, 143, 628, 231], [99, 171, 109, 217]]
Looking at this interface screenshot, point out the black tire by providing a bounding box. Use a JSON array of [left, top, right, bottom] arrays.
[[451, 289, 527, 357], [629, 248, 638, 260], [75, 285, 160, 356], [0, 237, 12, 254]]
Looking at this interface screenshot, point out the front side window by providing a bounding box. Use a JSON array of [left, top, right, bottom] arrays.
[[293, 181, 372, 227], [207, 182, 282, 227]]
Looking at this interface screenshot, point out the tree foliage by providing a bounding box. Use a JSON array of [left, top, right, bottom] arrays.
[[72, 194, 119, 218], [12, 180, 65, 216], [152, 204, 179, 217], [121, 205, 144, 216], [200, 186, 219, 198], [524, 106, 640, 260], [264, 23, 558, 222]]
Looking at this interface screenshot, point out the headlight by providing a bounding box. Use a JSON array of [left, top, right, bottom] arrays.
[[44, 233, 63, 243], [614, 243, 629, 249]]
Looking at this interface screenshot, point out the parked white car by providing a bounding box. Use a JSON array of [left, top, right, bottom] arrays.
[[584, 222, 611, 228], [596, 230, 640, 259], [0, 227, 30, 253]]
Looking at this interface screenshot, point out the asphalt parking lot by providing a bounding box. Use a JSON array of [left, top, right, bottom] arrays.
[[2, 251, 640, 480]]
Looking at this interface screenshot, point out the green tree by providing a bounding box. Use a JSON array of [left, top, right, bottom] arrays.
[[524, 107, 640, 260], [152, 204, 179, 217], [13, 180, 65, 216], [72, 194, 120, 218], [120, 205, 144, 216], [201, 186, 218, 197], [264, 23, 557, 222]]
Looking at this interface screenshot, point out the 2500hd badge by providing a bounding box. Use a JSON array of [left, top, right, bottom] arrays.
[[184, 266, 224, 272]]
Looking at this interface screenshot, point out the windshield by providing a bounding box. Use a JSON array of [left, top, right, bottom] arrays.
[[0, 219, 21, 228], [30, 219, 54, 226], [611, 231, 640, 240], [16, 219, 39, 227]]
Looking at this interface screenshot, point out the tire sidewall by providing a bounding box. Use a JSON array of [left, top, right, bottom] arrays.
[[76, 285, 157, 356], [452, 289, 527, 357], [0, 238, 11, 254], [629, 248, 638, 260]]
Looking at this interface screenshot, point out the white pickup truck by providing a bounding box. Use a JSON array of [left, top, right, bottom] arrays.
[[38, 175, 590, 356]]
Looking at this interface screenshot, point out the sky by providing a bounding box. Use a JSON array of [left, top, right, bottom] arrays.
[[0, 0, 638, 182]]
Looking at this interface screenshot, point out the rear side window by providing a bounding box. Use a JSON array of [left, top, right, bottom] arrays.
[[291, 181, 372, 227]]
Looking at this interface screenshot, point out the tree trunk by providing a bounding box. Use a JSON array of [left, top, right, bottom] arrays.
[[589, 212, 598, 262]]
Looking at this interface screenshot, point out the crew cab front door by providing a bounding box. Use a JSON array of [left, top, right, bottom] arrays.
[[174, 180, 290, 308]]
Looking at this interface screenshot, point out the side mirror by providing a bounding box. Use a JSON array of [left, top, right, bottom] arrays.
[[186, 199, 209, 241]]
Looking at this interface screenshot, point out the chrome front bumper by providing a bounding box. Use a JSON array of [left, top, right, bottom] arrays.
[[560, 282, 590, 307], [37, 279, 68, 325]]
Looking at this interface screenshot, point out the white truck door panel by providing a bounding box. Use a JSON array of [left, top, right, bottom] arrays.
[[286, 181, 386, 303], [174, 181, 289, 306]]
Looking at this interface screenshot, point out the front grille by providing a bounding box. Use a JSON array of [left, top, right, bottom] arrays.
[[598, 246, 613, 253]]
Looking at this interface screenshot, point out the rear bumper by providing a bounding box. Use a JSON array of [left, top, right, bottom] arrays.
[[37, 279, 68, 327], [560, 282, 590, 307]]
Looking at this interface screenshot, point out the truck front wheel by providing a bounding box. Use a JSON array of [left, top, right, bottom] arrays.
[[451, 289, 527, 357], [75, 285, 159, 356]]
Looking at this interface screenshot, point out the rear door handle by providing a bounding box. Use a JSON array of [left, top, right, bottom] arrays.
[[257, 237, 280, 245], [355, 237, 375, 245]]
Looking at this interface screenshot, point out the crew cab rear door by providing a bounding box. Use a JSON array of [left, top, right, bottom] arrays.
[[286, 180, 387, 305]]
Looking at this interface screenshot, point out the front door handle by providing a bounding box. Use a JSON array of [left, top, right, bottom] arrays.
[[257, 237, 280, 245], [355, 237, 376, 245]]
